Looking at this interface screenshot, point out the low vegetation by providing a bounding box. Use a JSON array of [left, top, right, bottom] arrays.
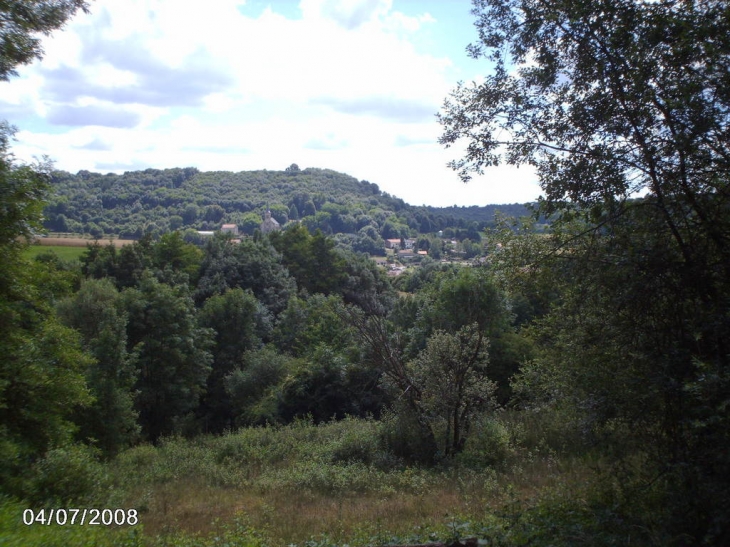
[[2, 413, 641, 546]]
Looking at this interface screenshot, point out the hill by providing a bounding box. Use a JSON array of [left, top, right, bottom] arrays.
[[42, 165, 530, 240]]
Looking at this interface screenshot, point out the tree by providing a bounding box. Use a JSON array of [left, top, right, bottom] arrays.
[[122, 275, 213, 441], [197, 288, 268, 432], [195, 234, 296, 316], [239, 211, 263, 235], [151, 231, 203, 284], [0, 0, 89, 80], [0, 123, 48, 247], [439, 0, 730, 254], [0, 124, 94, 494], [277, 345, 356, 423], [410, 324, 495, 456], [412, 267, 524, 405], [440, 1, 730, 541], [0, 2, 93, 494], [341, 306, 438, 462], [269, 224, 348, 296], [224, 347, 292, 427], [57, 279, 139, 457]]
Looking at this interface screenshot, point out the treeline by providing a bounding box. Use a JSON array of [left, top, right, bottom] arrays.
[[3, 205, 536, 488], [42, 165, 529, 245]]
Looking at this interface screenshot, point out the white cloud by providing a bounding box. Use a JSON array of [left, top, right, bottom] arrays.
[[0, 0, 542, 206], [300, 0, 392, 29]]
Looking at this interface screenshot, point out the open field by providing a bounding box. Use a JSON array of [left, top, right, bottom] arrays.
[[34, 234, 137, 248], [23, 244, 88, 261], [1, 413, 628, 547], [22, 236, 137, 261]]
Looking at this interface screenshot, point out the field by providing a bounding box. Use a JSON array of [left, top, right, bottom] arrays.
[[23, 243, 89, 261], [0, 413, 628, 547], [22, 236, 136, 262]]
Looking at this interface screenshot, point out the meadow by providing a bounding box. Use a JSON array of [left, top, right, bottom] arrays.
[[22, 236, 136, 262], [1, 412, 642, 547], [22, 243, 88, 261]]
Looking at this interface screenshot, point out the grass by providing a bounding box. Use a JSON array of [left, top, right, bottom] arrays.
[[103, 415, 594, 544], [2, 413, 664, 546], [22, 244, 88, 261]]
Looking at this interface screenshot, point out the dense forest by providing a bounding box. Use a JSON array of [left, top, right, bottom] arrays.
[[3, 0, 730, 546], [42, 166, 529, 245]]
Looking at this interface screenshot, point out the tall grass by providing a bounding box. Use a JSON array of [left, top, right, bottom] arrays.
[[3, 413, 664, 546]]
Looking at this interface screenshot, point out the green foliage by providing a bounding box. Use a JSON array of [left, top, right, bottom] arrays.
[[396, 266, 527, 405], [0, 184, 93, 488], [0, 123, 49, 248], [0, 1, 89, 80], [224, 346, 293, 427], [198, 288, 268, 432], [409, 324, 496, 456], [151, 231, 202, 283], [28, 445, 107, 505], [56, 279, 140, 457], [274, 294, 353, 358], [121, 275, 213, 441], [378, 405, 439, 465], [417, 266, 510, 335], [277, 346, 373, 424], [441, 0, 730, 540], [455, 414, 515, 468], [269, 223, 348, 296], [43, 166, 526, 246], [196, 234, 295, 316], [0, 21, 100, 505]]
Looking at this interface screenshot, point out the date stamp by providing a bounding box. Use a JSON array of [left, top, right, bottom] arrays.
[[22, 508, 138, 526]]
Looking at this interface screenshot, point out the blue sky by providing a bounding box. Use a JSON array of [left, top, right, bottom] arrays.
[[0, 0, 541, 207]]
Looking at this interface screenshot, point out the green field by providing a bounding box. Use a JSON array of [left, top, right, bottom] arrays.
[[22, 244, 87, 261]]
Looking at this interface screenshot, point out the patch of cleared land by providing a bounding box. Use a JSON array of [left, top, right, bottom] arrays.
[[23, 236, 137, 261]]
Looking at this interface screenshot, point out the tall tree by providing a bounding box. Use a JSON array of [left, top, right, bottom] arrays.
[[0, 124, 92, 493], [57, 279, 139, 457], [197, 288, 267, 432], [122, 275, 213, 441], [196, 234, 295, 316], [269, 224, 348, 296], [440, 0, 730, 541], [0, 0, 93, 494]]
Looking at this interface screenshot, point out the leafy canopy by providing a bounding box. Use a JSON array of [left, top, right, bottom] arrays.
[[440, 0, 730, 227], [0, 0, 89, 80]]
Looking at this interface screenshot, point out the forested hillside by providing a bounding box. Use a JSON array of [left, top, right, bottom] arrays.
[[42, 164, 529, 241]]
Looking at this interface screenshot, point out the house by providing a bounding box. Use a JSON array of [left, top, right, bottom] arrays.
[[260, 210, 281, 234], [385, 238, 401, 249], [221, 223, 239, 235]]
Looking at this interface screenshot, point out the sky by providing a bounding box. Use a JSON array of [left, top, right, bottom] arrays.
[[0, 0, 542, 207]]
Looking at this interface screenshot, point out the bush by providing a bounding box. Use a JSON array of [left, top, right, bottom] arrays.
[[378, 406, 437, 464], [326, 417, 381, 465], [456, 414, 515, 468], [29, 445, 107, 505]]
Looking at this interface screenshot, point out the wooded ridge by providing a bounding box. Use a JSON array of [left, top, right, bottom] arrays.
[[43, 165, 530, 240]]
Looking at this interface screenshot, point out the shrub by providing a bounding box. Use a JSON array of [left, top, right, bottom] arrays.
[[456, 414, 514, 468], [378, 406, 437, 464], [29, 445, 107, 505]]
